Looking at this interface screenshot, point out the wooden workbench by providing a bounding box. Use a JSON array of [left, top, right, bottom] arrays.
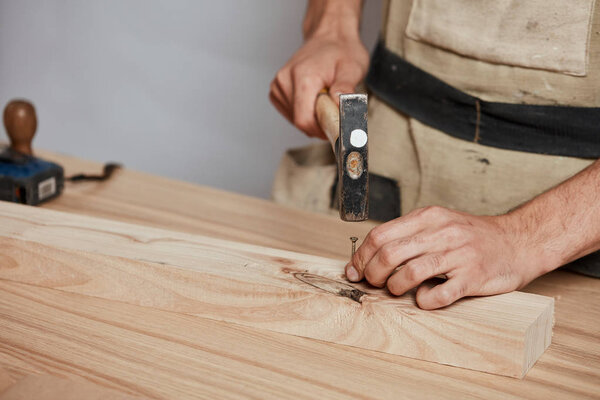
[[0, 151, 598, 399]]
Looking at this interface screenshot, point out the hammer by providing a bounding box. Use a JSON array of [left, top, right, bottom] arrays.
[[315, 91, 368, 222]]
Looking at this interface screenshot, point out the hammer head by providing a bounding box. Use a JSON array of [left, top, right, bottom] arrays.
[[336, 94, 368, 222]]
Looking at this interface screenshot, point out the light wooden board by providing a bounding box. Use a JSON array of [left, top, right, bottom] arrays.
[[34, 148, 378, 261], [0, 368, 15, 395], [0, 280, 595, 400], [0, 374, 140, 400], [0, 202, 553, 377]]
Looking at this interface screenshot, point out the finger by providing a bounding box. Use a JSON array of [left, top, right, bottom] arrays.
[[346, 207, 448, 282], [269, 91, 292, 124], [274, 69, 293, 108], [415, 275, 470, 310], [386, 252, 450, 295], [362, 235, 431, 287], [329, 62, 365, 105], [346, 220, 425, 282], [291, 70, 326, 138], [271, 78, 291, 110]]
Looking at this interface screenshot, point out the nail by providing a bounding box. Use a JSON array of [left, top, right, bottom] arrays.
[[346, 266, 359, 282], [350, 236, 358, 258]]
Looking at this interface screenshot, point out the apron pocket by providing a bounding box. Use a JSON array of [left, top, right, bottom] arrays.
[[405, 0, 596, 76], [271, 143, 337, 214]]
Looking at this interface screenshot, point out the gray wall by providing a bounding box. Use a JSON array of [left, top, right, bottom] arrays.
[[0, 0, 381, 198]]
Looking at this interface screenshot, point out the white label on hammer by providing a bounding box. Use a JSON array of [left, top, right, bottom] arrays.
[[350, 129, 367, 148]]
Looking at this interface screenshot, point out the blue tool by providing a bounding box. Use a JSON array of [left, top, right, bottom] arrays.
[[0, 100, 64, 205]]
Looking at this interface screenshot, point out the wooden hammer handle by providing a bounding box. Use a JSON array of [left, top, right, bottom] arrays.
[[315, 92, 339, 150]]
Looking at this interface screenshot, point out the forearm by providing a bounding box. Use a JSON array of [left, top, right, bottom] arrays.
[[505, 159, 600, 276], [302, 0, 363, 40]]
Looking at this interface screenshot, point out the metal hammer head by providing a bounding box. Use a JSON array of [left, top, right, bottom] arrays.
[[336, 94, 368, 222]]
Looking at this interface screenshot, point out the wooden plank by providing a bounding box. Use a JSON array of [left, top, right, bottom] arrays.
[[1, 281, 592, 400], [0, 281, 353, 400], [33, 148, 378, 260], [0, 202, 553, 377], [0, 375, 141, 400], [0, 368, 15, 395]]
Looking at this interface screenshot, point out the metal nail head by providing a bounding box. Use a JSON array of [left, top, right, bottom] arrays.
[[350, 236, 358, 257]]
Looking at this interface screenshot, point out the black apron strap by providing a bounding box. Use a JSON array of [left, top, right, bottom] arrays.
[[366, 40, 600, 158]]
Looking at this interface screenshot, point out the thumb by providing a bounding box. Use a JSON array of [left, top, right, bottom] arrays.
[[329, 62, 365, 105]]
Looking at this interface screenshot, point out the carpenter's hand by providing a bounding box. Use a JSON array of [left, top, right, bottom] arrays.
[[345, 206, 549, 309], [269, 33, 368, 138]]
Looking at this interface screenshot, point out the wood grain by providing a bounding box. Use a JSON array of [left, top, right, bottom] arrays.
[[0, 280, 597, 400], [0, 368, 15, 395], [0, 202, 553, 377], [33, 148, 378, 261], [0, 375, 140, 400]]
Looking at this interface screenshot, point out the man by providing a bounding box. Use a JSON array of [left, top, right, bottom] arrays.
[[269, 0, 600, 309]]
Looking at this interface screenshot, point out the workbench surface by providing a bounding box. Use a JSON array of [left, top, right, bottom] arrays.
[[0, 151, 598, 399]]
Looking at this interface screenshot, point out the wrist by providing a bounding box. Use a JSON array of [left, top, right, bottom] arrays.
[[499, 207, 565, 277]]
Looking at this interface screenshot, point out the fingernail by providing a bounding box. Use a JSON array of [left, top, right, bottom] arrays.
[[346, 265, 359, 282]]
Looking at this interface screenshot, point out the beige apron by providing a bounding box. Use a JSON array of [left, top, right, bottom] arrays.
[[272, 0, 599, 218]]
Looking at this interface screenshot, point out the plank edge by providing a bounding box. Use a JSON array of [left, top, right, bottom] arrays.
[[521, 296, 554, 378]]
